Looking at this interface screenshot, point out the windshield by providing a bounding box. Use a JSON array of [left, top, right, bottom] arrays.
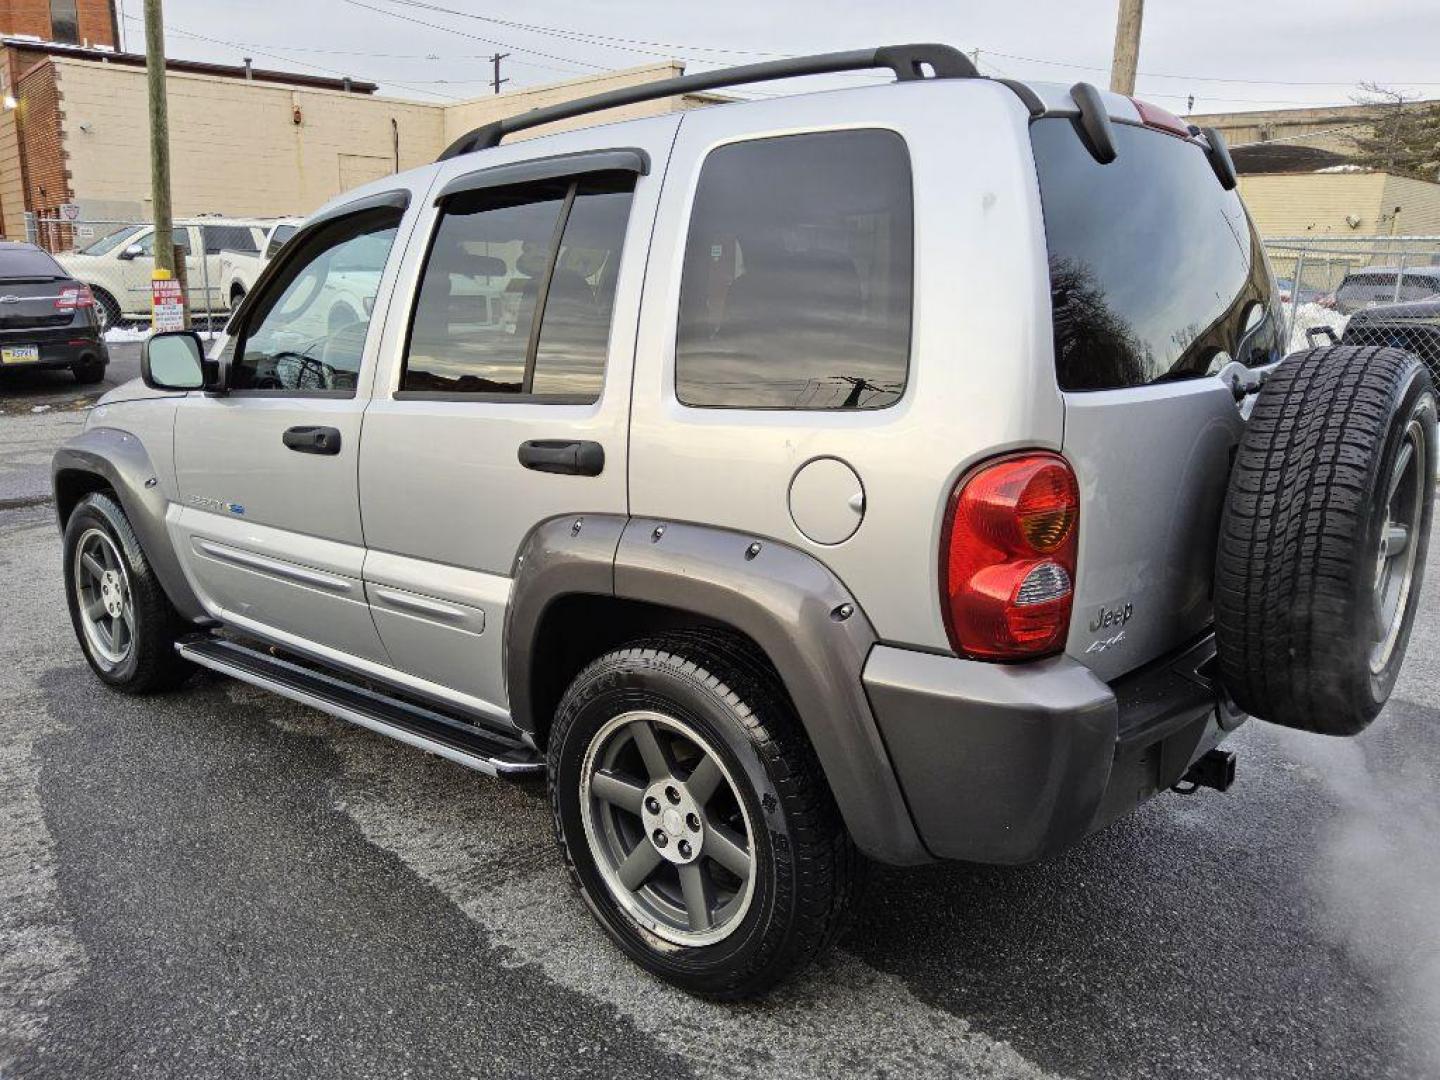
[[77, 225, 146, 256]]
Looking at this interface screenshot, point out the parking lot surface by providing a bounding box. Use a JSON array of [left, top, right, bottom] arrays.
[[1, 380, 1437, 1080]]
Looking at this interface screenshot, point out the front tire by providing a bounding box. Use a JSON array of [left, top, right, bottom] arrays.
[[548, 632, 864, 999], [72, 357, 106, 385], [62, 492, 193, 693]]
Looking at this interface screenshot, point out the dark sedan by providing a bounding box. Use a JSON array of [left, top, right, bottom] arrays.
[[0, 241, 108, 385]]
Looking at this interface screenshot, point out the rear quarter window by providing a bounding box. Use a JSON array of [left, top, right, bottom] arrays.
[[1032, 118, 1280, 390], [674, 129, 914, 410]]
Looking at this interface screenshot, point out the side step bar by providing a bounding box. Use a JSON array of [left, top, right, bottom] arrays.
[[177, 637, 542, 777]]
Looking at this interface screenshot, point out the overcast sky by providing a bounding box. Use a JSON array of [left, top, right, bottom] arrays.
[[115, 0, 1439, 115]]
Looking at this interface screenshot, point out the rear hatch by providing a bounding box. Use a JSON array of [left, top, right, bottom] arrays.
[[1029, 115, 1286, 682], [0, 246, 77, 332]]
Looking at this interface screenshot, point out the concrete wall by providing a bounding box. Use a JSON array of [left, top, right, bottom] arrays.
[[49, 59, 713, 223], [1189, 102, 1396, 157], [440, 62, 704, 148], [55, 57, 446, 220], [1238, 171, 1440, 237], [1238, 173, 1387, 236]]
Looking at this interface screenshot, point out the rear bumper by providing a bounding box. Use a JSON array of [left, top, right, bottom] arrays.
[[0, 324, 108, 372], [863, 633, 1239, 864]]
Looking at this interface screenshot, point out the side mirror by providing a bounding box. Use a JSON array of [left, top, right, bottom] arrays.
[[141, 331, 219, 392], [118, 243, 144, 261]]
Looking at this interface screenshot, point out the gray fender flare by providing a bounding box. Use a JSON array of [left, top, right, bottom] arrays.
[[506, 514, 930, 865], [52, 427, 207, 623]]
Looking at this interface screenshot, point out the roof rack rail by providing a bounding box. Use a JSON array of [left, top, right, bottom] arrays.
[[437, 43, 979, 161]]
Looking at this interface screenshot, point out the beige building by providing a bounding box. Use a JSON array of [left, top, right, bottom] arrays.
[[1183, 99, 1440, 238], [0, 37, 715, 244]]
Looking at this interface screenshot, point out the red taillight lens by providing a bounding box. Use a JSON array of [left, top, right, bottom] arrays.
[[55, 284, 95, 311], [940, 453, 1080, 660]]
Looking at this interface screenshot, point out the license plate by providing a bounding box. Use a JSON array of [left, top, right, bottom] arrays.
[[0, 345, 39, 364]]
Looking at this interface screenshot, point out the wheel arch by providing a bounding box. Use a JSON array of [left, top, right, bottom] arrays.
[[507, 514, 929, 865], [52, 430, 207, 623]]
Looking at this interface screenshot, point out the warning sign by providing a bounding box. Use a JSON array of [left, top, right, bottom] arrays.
[[58, 203, 81, 223], [151, 273, 186, 333]]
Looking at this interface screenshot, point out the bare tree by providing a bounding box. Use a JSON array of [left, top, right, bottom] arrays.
[[1347, 83, 1440, 181]]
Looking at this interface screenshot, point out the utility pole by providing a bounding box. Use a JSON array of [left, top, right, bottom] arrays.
[[144, 0, 173, 276], [490, 52, 510, 95], [1109, 0, 1144, 96]]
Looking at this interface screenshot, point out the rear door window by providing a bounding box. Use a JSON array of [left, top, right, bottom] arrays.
[[401, 173, 635, 402], [675, 130, 914, 409], [1032, 118, 1280, 390]]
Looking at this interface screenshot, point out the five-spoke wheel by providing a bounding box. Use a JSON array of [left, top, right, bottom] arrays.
[[548, 634, 864, 998], [581, 711, 756, 946], [73, 527, 135, 669]]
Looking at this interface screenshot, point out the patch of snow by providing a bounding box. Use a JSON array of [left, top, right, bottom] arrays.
[[103, 324, 152, 344], [28, 405, 51, 414], [1288, 302, 1348, 353]]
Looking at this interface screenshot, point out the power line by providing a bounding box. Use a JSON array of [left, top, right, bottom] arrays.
[[121, 13, 462, 100]]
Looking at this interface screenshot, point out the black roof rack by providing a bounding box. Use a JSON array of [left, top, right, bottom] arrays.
[[438, 43, 979, 161]]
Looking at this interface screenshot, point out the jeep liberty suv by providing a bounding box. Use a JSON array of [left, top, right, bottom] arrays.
[[52, 45, 1437, 999]]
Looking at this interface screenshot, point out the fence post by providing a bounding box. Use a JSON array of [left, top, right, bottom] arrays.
[[1393, 252, 1408, 305], [1290, 251, 1306, 334], [198, 230, 214, 336]]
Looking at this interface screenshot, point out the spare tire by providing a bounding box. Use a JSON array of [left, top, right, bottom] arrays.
[[1215, 344, 1436, 735]]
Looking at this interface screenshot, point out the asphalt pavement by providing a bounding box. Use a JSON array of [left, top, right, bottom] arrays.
[[0, 373, 1437, 1079]]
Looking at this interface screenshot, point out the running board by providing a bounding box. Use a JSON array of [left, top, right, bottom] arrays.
[[176, 637, 542, 777]]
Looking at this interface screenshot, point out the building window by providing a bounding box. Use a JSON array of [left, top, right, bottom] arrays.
[[50, 0, 80, 44]]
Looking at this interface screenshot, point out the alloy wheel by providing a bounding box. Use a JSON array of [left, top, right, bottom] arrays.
[[580, 710, 757, 947], [73, 527, 134, 668], [1371, 417, 1426, 674]]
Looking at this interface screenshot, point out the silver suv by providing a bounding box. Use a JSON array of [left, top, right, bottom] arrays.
[[51, 45, 1437, 999]]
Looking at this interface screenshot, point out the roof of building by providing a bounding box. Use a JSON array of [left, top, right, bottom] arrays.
[[0, 37, 378, 94]]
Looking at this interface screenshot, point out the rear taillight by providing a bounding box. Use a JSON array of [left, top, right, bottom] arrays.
[[55, 284, 94, 311], [940, 452, 1080, 660]]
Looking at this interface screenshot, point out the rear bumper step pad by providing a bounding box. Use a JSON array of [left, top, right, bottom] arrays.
[[176, 637, 542, 777]]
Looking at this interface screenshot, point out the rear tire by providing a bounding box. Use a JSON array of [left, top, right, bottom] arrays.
[[1215, 345, 1437, 734], [72, 357, 106, 385], [547, 631, 864, 999], [91, 287, 122, 333], [62, 492, 194, 693]]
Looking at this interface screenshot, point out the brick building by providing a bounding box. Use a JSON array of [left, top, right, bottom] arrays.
[[0, 0, 118, 47]]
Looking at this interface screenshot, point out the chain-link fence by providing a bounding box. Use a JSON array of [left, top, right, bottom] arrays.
[[23, 212, 271, 336], [1264, 235, 1440, 361]]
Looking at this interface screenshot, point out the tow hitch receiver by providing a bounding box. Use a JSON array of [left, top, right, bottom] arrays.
[[1172, 749, 1236, 794]]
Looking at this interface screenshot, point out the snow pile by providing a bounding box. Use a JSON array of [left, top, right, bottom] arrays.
[[103, 324, 152, 344], [1287, 302, 1348, 353]]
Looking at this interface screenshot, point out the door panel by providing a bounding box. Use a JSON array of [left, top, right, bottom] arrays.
[[172, 187, 421, 661], [358, 116, 681, 707]]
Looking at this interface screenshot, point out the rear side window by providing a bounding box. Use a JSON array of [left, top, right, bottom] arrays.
[[0, 245, 65, 278], [402, 173, 635, 401], [202, 225, 259, 254], [675, 130, 913, 409], [137, 229, 192, 257], [1032, 118, 1280, 390], [1338, 272, 1440, 306]]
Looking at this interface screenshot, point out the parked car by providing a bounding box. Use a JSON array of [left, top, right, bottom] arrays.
[[1329, 265, 1440, 314], [50, 46, 1437, 999], [54, 219, 268, 329], [1274, 275, 1327, 306], [0, 241, 107, 384], [1342, 298, 1440, 384], [218, 218, 303, 310]]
